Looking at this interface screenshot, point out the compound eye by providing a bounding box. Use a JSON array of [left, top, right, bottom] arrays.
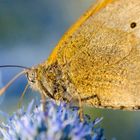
[[27, 71, 36, 83]]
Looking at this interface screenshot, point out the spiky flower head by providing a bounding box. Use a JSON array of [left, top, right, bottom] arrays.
[[0, 100, 105, 140]]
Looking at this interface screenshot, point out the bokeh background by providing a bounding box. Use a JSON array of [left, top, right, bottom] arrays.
[[0, 0, 140, 140]]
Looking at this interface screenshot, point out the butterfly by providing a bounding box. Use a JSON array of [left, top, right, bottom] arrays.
[[1, 0, 140, 111]]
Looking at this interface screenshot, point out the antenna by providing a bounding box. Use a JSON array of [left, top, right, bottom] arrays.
[[0, 65, 30, 69]]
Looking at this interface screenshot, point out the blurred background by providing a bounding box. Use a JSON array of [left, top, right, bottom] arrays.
[[0, 0, 140, 140]]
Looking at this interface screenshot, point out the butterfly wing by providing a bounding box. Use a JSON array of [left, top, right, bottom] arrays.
[[46, 0, 140, 110], [47, 0, 114, 65]]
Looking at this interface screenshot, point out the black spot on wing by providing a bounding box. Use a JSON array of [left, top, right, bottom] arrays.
[[130, 22, 137, 29]]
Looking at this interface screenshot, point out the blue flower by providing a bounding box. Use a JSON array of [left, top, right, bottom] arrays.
[[0, 100, 105, 140]]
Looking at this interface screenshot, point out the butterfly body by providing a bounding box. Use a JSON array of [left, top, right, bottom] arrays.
[[27, 0, 140, 110]]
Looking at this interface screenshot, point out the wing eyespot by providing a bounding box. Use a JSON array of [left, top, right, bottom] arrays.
[[130, 22, 137, 29]]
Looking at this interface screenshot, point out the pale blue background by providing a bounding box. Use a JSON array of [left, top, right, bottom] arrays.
[[0, 1, 140, 140]]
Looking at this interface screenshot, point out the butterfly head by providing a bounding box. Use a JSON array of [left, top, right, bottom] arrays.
[[26, 68, 38, 87]]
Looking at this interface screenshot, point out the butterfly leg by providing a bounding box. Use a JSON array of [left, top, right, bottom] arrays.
[[76, 93, 84, 121], [41, 92, 46, 112], [67, 92, 84, 121]]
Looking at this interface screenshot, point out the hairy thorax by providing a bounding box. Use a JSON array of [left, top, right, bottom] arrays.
[[35, 62, 74, 102]]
